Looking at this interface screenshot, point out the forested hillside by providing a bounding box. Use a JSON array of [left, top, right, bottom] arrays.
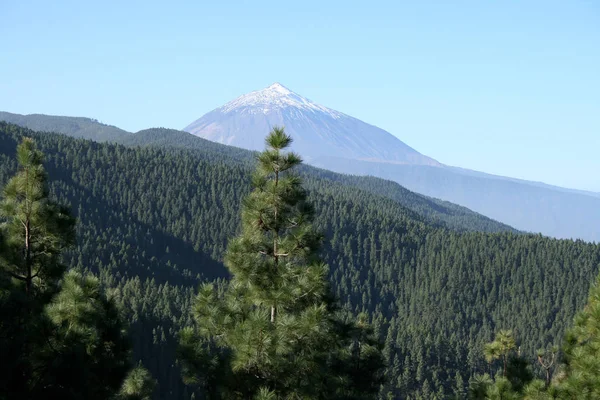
[[0, 122, 598, 399], [314, 156, 600, 241], [118, 128, 516, 234], [0, 111, 129, 142]]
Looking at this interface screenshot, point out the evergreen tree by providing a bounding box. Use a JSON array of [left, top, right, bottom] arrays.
[[3, 122, 600, 398], [552, 274, 600, 398], [469, 374, 494, 399], [470, 331, 533, 399], [38, 271, 133, 400], [118, 363, 157, 400], [179, 127, 384, 399], [0, 137, 75, 299], [0, 137, 76, 398], [0, 138, 153, 400], [484, 330, 516, 378]]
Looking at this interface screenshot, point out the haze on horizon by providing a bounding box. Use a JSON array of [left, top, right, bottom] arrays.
[[0, 0, 598, 192]]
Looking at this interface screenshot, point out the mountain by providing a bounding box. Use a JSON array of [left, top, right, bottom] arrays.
[[117, 127, 515, 234], [184, 84, 600, 242], [0, 110, 515, 233], [184, 83, 439, 166], [313, 157, 600, 242], [4, 85, 599, 241], [0, 111, 129, 142], [1, 121, 599, 399]]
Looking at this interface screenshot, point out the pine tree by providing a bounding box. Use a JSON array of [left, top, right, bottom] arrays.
[[0, 137, 75, 299], [118, 362, 157, 400], [179, 127, 384, 399], [0, 137, 76, 398], [0, 138, 153, 400], [484, 330, 516, 378], [470, 330, 533, 399], [469, 373, 494, 399], [38, 271, 133, 400], [553, 274, 600, 398], [453, 371, 466, 399]]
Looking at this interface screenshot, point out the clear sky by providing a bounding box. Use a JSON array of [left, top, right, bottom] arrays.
[[1, 0, 598, 191]]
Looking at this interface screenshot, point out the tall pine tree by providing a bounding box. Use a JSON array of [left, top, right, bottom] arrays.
[[0, 137, 75, 299], [179, 127, 384, 399], [0, 137, 76, 397], [552, 274, 600, 398], [0, 138, 154, 400]]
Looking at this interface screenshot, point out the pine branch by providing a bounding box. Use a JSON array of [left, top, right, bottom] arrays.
[[4, 269, 27, 281]]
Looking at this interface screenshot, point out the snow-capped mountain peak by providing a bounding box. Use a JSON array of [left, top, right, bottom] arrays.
[[184, 83, 440, 167], [267, 82, 291, 94], [219, 83, 342, 118]]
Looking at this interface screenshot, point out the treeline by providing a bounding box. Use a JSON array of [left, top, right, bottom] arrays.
[[0, 122, 599, 398]]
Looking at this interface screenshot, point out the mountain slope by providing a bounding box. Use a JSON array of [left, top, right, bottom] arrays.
[[183, 84, 600, 242], [184, 83, 439, 166], [315, 156, 600, 241], [1, 122, 599, 399], [117, 127, 515, 234], [0, 111, 129, 142], [0, 112, 515, 233], [447, 165, 600, 199]]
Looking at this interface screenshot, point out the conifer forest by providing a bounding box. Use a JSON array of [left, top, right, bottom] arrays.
[[0, 121, 599, 399]]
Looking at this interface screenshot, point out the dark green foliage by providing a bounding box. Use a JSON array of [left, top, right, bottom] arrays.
[[469, 331, 533, 399], [506, 356, 534, 393], [116, 127, 516, 234], [0, 137, 76, 298], [39, 271, 132, 400], [179, 127, 385, 399], [552, 274, 600, 398], [466, 272, 600, 399], [469, 374, 494, 399], [0, 137, 78, 398], [484, 330, 516, 378], [0, 122, 599, 399], [0, 136, 152, 400]]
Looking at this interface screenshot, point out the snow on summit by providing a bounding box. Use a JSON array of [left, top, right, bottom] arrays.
[[183, 83, 440, 167], [219, 83, 342, 118]]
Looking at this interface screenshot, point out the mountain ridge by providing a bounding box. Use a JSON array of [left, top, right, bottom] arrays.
[[2, 102, 600, 241], [0, 111, 129, 142]]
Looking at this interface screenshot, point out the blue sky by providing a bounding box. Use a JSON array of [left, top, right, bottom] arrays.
[[1, 0, 598, 191]]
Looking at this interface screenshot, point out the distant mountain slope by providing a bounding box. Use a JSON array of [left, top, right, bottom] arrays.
[[0, 111, 129, 142], [314, 156, 600, 241], [184, 83, 439, 166], [118, 127, 515, 234], [446, 165, 600, 199], [117, 127, 254, 162], [183, 83, 600, 242]]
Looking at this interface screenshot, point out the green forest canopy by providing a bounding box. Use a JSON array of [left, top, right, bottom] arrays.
[[0, 121, 598, 399]]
